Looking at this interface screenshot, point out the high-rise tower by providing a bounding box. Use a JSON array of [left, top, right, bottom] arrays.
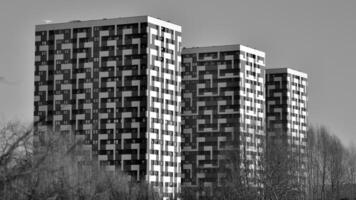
[[265, 68, 307, 159], [181, 45, 266, 197], [34, 16, 182, 199], [265, 68, 308, 196]]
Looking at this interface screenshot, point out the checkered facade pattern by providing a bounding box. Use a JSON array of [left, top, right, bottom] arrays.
[[34, 16, 182, 199], [266, 68, 308, 183], [181, 45, 266, 196]]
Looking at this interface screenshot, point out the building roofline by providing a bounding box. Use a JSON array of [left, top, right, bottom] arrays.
[[266, 67, 308, 78], [35, 15, 181, 32], [182, 44, 265, 57]]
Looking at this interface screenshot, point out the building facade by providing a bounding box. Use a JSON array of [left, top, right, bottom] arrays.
[[265, 68, 308, 192], [181, 45, 266, 197], [34, 16, 182, 199]]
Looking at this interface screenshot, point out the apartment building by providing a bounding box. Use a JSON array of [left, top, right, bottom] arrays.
[[265, 68, 308, 191], [34, 16, 182, 199], [181, 45, 266, 197]]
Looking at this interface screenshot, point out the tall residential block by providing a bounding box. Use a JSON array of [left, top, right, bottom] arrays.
[[34, 16, 182, 199], [181, 45, 266, 196], [265, 68, 308, 186]]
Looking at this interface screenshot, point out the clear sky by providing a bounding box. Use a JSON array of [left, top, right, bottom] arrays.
[[0, 0, 355, 145]]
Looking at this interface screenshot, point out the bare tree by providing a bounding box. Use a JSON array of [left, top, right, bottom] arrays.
[[327, 135, 344, 200], [3, 120, 356, 200], [209, 132, 262, 200], [304, 125, 356, 200], [263, 129, 304, 200], [342, 144, 356, 199], [306, 125, 318, 200], [0, 121, 160, 200], [0, 120, 33, 200]]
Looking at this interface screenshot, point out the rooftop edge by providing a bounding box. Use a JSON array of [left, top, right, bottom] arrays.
[[266, 67, 308, 78], [182, 44, 265, 57], [35, 15, 181, 31]]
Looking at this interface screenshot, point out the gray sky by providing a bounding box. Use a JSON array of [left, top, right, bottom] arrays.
[[0, 0, 355, 146]]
